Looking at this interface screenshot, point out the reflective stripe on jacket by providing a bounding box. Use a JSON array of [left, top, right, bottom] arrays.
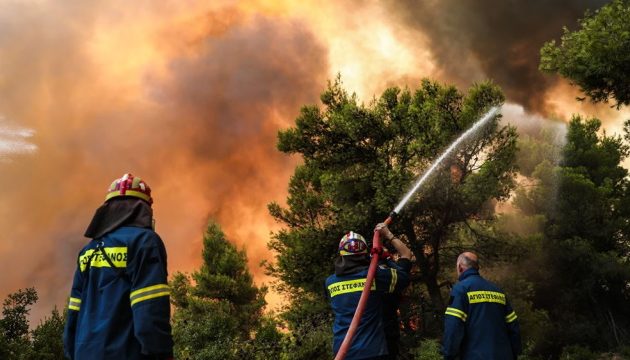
[[63, 226, 173, 360], [326, 263, 410, 360], [442, 268, 521, 360]]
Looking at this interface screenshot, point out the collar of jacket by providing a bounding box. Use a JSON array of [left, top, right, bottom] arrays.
[[84, 198, 153, 239], [334, 255, 370, 276], [458, 268, 480, 281]]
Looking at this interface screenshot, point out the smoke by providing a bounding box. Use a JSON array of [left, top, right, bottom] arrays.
[[1, 0, 628, 323], [385, 0, 609, 113], [0, 0, 327, 320], [0, 116, 37, 158]]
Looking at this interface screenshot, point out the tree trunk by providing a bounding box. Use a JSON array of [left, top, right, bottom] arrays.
[[404, 218, 446, 312], [425, 273, 444, 312]]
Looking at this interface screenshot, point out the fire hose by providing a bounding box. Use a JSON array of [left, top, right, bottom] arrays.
[[333, 213, 395, 360], [333, 106, 500, 360]]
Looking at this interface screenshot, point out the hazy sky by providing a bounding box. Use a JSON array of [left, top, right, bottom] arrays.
[[0, 0, 627, 321]]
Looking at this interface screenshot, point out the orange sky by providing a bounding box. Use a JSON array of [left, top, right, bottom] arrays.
[[0, 0, 628, 321]]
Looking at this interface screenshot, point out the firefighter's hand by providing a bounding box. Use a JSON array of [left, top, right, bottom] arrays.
[[375, 223, 395, 241]]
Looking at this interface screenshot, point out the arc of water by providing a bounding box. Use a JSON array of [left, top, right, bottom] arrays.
[[393, 106, 500, 214], [334, 106, 501, 360]]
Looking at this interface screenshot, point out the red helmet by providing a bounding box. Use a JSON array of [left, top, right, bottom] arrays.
[[338, 231, 368, 256], [105, 173, 152, 205]]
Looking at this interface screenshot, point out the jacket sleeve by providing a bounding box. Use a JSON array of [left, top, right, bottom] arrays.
[[395, 258, 412, 274], [127, 231, 173, 358], [63, 256, 83, 360], [442, 285, 468, 360], [376, 264, 410, 294], [505, 300, 522, 358]]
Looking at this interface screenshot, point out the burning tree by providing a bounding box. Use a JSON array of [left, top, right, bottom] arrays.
[[267, 77, 518, 341]]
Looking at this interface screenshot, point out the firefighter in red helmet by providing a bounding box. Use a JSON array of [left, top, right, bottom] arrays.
[[63, 173, 173, 360]]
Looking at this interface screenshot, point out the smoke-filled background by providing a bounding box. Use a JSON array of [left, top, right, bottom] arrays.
[[0, 0, 628, 321]]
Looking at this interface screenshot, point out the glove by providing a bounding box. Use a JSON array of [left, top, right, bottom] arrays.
[[375, 223, 395, 241]]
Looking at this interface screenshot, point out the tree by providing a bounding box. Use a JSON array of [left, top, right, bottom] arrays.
[[540, 0, 630, 108], [544, 116, 630, 352], [514, 116, 630, 356], [170, 221, 277, 360], [0, 287, 38, 359], [268, 77, 518, 340], [31, 308, 65, 360]]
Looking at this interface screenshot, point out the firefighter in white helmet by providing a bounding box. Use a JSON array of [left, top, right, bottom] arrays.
[[325, 225, 411, 360]]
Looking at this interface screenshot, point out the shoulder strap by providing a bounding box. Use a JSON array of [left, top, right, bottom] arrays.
[[95, 241, 127, 278]]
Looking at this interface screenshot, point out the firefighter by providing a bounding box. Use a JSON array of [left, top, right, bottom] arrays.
[[63, 173, 173, 360], [325, 228, 411, 360], [442, 252, 522, 360], [375, 223, 413, 360]]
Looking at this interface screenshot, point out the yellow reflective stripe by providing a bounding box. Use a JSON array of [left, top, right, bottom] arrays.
[[445, 307, 467, 321], [130, 290, 170, 306], [505, 311, 518, 323], [105, 190, 150, 202], [445, 307, 467, 319], [130, 284, 169, 299], [68, 297, 81, 311], [327, 278, 376, 298], [389, 268, 397, 293], [445, 310, 465, 321], [130, 284, 170, 306], [467, 291, 506, 305], [79, 247, 127, 272]]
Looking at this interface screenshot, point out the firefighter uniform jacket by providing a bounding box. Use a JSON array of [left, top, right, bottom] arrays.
[[442, 268, 522, 360], [381, 258, 412, 356], [326, 263, 410, 360], [63, 226, 173, 360]]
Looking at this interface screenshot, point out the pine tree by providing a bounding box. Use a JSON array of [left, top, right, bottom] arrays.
[[268, 77, 518, 348], [512, 117, 630, 356], [31, 308, 65, 360], [170, 221, 277, 360], [0, 287, 38, 359]]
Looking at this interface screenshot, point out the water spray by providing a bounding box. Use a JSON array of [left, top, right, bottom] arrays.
[[334, 106, 500, 360]]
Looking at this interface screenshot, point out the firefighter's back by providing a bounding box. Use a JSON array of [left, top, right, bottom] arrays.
[[457, 272, 513, 360], [72, 226, 167, 360]]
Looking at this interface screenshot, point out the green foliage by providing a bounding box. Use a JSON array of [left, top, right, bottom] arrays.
[[540, 0, 630, 108], [269, 77, 518, 337], [494, 272, 553, 356], [281, 325, 331, 360], [238, 317, 285, 360], [512, 116, 630, 356], [411, 339, 442, 360], [31, 308, 65, 360], [278, 292, 332, 360], [171, 221, 275, 360], [0, 287, 38, 359], [0, 288, 65, 360], [516, 128, 564, 178], [2, 287, 38, 342]]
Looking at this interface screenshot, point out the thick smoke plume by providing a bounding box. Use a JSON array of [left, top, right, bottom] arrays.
[[386, 0, 609, 113], [1, 0, 628, 323], [0, 1, 327, 320]]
